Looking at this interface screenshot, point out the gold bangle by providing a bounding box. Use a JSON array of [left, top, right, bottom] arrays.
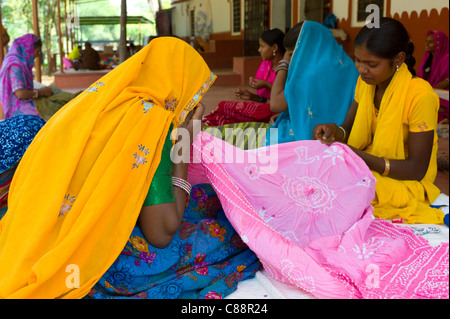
[[382, 158, 390, 176]]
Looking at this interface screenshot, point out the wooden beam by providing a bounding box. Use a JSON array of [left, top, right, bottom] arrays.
[[119, 0, 127, 63], [56, 0, 64, 72], [64, 0, 70, 54], [32, 0, 42, 82]]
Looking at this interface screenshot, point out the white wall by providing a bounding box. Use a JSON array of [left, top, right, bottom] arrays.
[[271, 0, 287, 30], [171, 0, 231, 38], [332, 0, 349, 21], [332, 0, 449, 22], [390, 0, 449, 16], [210, 0, 231, 33]]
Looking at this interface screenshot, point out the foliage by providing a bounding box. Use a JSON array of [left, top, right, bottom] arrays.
[[1, 0, 156, 71]]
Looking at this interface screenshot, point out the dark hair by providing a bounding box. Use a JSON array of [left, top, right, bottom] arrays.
[[261, 28, 286, 55], [354, 17, 416, 76], [33, 38, 42, 48], [284, 22, 304, 51]]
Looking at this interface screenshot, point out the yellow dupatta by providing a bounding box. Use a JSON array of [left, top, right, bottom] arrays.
[[348, 63, 443, 224], [0, 37, 216, 298]]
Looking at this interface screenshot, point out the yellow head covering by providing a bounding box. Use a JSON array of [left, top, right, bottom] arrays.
[[67, 46, 80, 60], [0, 37, 216, 298]]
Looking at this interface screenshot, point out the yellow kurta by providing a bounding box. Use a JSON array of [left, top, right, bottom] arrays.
[[348, 63, 443, 224], [0, 37, 216, 298]]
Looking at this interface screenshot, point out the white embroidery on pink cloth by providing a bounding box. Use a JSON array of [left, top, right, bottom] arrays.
[[281, 176, 336, 213]]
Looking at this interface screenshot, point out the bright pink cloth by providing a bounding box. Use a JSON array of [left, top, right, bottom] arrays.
[[193, 132, 449, 299], [418, 30, 449, 121], [418, 30, 449, 89], [255, 59, 276, 100]]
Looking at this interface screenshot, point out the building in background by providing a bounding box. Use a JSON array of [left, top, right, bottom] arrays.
[[167, 0, 448, 76]]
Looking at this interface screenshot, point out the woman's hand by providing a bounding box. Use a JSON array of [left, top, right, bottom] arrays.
[[235, 88, 255, 101], [283, 50, 293, 62], [249, 77, 270, 90], [312, 123, 339, 145], [269, 113, 279, 124], [183, 102, 205, 146], [435, 78, 449, 90], [38, 87, 53, 97]]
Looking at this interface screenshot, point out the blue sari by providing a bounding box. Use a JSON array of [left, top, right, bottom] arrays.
[[267, 21, 359, 145], [87, 184, 261, 299]]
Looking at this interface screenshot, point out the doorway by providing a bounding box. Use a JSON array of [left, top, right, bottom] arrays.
[[243, 0, 269, 56]]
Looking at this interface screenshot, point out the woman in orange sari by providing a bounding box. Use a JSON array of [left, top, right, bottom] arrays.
[[0, 37, 260, 299]]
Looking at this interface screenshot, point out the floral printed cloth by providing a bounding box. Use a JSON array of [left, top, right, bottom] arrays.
[[87, 184, 261, 299]]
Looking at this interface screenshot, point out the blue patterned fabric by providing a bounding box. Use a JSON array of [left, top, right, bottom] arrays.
[[87, 184, 261, 299], [0, 115, 46, 173]]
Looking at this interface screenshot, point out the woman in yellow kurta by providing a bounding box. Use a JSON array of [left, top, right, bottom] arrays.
[[313, 18, 444, 225], [0, 37, 254, 299]]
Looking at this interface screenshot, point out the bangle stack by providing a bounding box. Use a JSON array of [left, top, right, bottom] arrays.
[[275, 59, 290, 75], [172, 176, 191, 195]]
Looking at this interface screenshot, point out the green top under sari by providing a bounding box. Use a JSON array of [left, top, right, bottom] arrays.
[[143, 126, 175, 206]]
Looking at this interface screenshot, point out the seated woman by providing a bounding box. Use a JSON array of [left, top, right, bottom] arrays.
[[266, 21, 359, 145], [203, 28, 285, 127], [418, 30, 449, 122], [0, 34, 76, 121], [0, 37, 260, 299], [313, 18, 445, 225], [62, 45, 82, 70], [204, 21, 359, 150]]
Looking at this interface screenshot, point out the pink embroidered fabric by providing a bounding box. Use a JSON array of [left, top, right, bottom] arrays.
[[192, 132, 449, 299]]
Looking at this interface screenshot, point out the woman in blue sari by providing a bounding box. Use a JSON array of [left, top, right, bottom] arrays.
[[267, 21, 359, 145], [204, 21, 359, 149]]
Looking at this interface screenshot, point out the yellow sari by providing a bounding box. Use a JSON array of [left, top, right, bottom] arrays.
[[348, 63, 443, 224], [0, 37, 216, 298]]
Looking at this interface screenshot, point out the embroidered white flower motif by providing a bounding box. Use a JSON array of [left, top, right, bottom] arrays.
[[258, 206, 273, 223], [357, 176, 372, 188], [244, 164, 260, 180], [282, 175, 336, 214], [165, 98, 178, 111], [294, 146, 320, 164], [142, 98, 154, 114], [85, 81, 105, 95], [322, 145, 345, 165], [85, 87, 98, 94], [133, 144, 150, 169], [353, 238, 384, 260], [59, 194, 76, 217]]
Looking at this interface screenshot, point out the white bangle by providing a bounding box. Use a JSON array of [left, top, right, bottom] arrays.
[[172, 176, 191, 195], [338, 125, 346, 141]]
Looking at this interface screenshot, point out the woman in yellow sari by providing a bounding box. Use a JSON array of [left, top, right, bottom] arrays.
[[0, 37, 260, 299], [313, 18, 445, 225]]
